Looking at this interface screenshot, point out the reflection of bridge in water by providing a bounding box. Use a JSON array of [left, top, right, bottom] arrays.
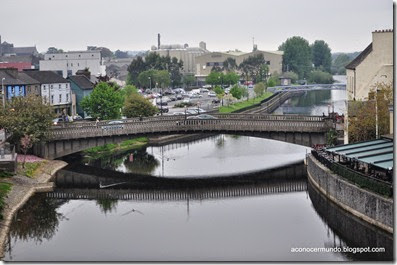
[[47, 163, 307, 201]]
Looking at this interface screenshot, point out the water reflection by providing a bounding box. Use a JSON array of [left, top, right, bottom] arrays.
[[308, 182, 393, 261], [63, 134, 309, 179], [273, 89, 346, 116]]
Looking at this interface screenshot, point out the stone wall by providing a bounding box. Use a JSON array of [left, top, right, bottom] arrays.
[[306, 154, 393, 233]]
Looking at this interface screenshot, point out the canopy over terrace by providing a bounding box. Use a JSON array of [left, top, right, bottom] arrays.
[[325, 136, 393, 179]]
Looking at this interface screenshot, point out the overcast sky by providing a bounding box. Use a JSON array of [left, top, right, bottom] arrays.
[[0, 0, 393, 53]]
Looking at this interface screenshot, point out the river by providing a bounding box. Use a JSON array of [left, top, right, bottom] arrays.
[[3, 83, 393, 261]]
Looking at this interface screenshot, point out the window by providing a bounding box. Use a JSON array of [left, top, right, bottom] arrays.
[[66, 83, 68, 89], [71, 63, 73, 67], [43, 85, 46, 90], [50, 85, 53, 90], [59, 84, 61, 89], [51, 95, 54, 104], [59, 94, 62, 103], [19, 87, 23, 94], [77, 63, 79, 66], [66, 93, 69, 102], [11, 87, 14, 94]]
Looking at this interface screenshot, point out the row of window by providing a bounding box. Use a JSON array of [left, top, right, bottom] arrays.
[[43, 83, 69, 90], [43, 93, 70, 104]]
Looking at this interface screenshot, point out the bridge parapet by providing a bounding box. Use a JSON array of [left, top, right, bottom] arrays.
[[49, 115, 332, 141]]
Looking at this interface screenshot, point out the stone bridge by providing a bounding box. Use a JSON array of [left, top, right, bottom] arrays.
[[33, 114, 335, 159]]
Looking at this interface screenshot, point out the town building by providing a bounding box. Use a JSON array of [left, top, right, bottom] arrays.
[[345, 29, 393, 101], [24, 71, 72, 115], [0, 68, 28, 99], [150, 41, 209, 74], [195, 49, 283, 81], [39, 50, 106, 78], [344, 29, 393, 143], [68, 73, 95, 118]]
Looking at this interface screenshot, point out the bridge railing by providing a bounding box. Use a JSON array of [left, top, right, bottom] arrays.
[[49, 117, 330, 140]]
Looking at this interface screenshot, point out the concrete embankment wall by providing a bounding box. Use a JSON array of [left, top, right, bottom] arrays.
[[306, 154, 393, 234]]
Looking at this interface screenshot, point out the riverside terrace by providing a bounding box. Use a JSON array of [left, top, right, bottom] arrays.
[[311, 136, 393, 197], [33, 114, 336, 159]]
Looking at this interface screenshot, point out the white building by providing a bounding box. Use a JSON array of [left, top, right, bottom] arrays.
[[151, 42, 209, 74], [24, 71, 72, 115], [40, 51, 106, 78]]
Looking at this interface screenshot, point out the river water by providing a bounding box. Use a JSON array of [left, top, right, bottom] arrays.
[[4, 84, 393, 261]]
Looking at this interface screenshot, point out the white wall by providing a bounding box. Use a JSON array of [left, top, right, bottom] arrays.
[[41, 82, 71, 106]]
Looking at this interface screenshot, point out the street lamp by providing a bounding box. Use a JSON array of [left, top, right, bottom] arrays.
[[148, 76, 152, 90], [1, 78, 5, 110]]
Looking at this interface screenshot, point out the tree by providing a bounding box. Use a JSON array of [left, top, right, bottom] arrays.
[[206, 72, 223, 87], [114, 50, 129, 59], [121, 85, 138, 100], [254, 82, 266, 97], [229, 85, 244, 99], [137, 69, 157, 88], [348, 82, 392, 143], [127, 56, 147, 85], [81, 82, 123, 120], [46, 47, 63, 54], [0, 94, 54, 145], [279, 36, 312, 78], [308, 70, 334, 84], [238, 53, 267, 82], [20, 135, 33, 168], [123, 93, 158, 118], [331, 53, 353, 75], [222, 57, 237, 72], [224, 72, 240, 86], [311, 40, 332, 73], [155, 70, 171, 88], [283, 71, 299, 84], [182, 74, 195, 87]]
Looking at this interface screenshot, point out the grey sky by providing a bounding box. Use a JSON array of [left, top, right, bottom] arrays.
[[0, 0, 393, 53]]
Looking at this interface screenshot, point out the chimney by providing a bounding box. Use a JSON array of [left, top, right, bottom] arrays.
[[158, 33, 161, 50]]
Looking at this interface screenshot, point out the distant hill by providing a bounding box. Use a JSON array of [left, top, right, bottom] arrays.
[[331, 52, 360, 74]]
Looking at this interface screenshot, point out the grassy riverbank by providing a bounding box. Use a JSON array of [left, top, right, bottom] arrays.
[[219, 92, 273, 113], [0, 182, 12, 220], [84, 137, 148, 159]]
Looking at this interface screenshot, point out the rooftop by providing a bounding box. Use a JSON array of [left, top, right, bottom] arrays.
[[326, 137, 394, 170], [24, 70, 68, 84], [345, 43, 373, 70], [68, 75, 94, 90]]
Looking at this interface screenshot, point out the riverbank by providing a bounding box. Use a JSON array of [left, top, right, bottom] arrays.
[[218, 92, 273, 113], [307, 154, 393, 234], [0, 159, 67, 258]]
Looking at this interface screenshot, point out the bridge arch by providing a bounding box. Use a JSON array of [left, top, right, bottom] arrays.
[[33, 114, 334, 159]]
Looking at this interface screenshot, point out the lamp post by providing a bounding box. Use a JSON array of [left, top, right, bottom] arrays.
[[1, 78, 5, 110], [148, 77, 152, 91]]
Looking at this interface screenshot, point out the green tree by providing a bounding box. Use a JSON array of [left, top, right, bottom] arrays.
[[254, 82, 266, 97], [214, 85, 224, 96], [279, 36, 312, 78], [224, 72, 240, 86], [121, 84, 138, 100], [238, 53, 267, 82], [123, 93, 158, 118], [222, 57, 237, 72], [283, 71, 299, 84], [308, 70, 334, 84], [182, 74, 196, 87], [332, 53, 352, 75], [311, 40, 332, 73], [229, 85, 244, 99], [0, 94, 54, 145], [127, 56, 147, 85], [137, 69, 157, 88], [81, 82, 123, 120], [206, 72, 223, 87], [154, 70, 171, 88]]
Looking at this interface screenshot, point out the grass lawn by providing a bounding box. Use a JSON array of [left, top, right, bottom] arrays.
[[0, 182, 12, 220], [219, 92, 273, 113], [17, 161, 46, 178], [84, 137, 148, 159]]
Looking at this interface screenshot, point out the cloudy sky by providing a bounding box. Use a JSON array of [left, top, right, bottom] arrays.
[[0, 0, 393, 53]]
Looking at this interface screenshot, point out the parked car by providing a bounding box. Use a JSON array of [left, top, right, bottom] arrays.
[[169, 95, 177, 101], [102, 120, 124, 130], [200, 88, 209, 93], [72, 115, 83, 121], [208, 91, 217, 97], [157, 106, 169, 113], [196, 114, 217, 119], [187, 108, 206, 114], [172, 112, 186, 116], [183, 98, 191, 103], [212, 98, 220, 104], [176, 94, 183, 100], [185, 109, 198, 115]]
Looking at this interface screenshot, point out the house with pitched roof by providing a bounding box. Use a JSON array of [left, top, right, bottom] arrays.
[[0, 68, 30, 99], [24, 70, 72, 115], [346, 29, 393, 101], [68, 74, 95, 117]]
